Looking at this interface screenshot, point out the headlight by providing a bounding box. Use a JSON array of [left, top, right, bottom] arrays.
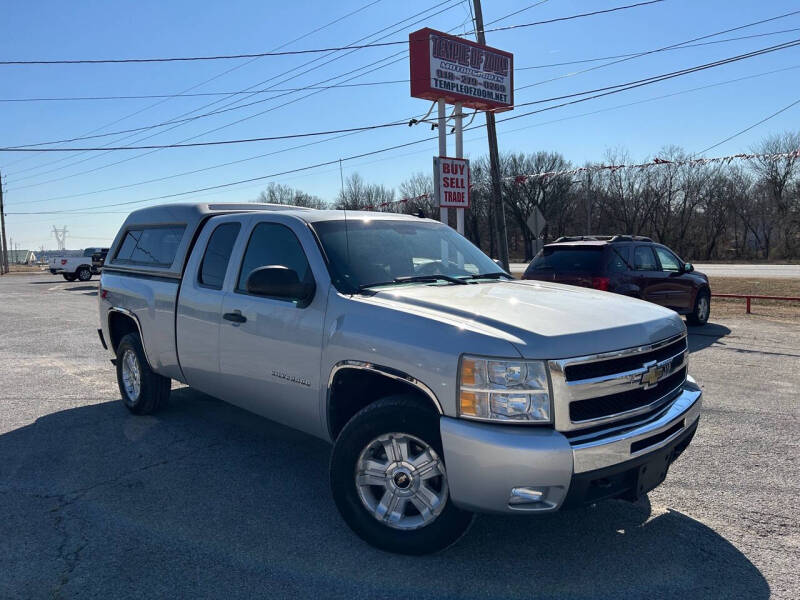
[[458, 356, 552, 423]]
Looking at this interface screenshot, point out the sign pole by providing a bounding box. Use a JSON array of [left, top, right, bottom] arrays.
[[0, 171, 8, 275], [437, 99, 448, 226], [454, 102, 464, 235], [471, 0, 510, 271]]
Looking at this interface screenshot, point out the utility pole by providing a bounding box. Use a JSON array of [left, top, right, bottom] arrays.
[[0, 170, 8, 274], [472, 0, 510, 271]]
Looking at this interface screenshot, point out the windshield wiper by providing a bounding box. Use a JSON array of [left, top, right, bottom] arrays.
[[461, 272, 513, 280], [358, 274, 468, 292], [395, 274, 468, 285]]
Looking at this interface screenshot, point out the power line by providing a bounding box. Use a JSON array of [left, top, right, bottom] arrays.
[[484, 0, 550, 26], [3, 25, 800, 107], [470, 0, 665, 35], [7, 11, 798, 154], [0, 80, 410, 103], [0, 0, 386, 174], [9, 40, 797, 215], [2, 0, 469, 190], [6, 40, 799, 213], [8, 13, 798, 214], [497, 39, 800, 123], [0, 1, 665, 66], [696, 97, 800, 155], [516, 27, 800, 71], [4, 37, 798, 154], [3, 0, 461, 184], [517, 10, 800, 91], [25, 61, 797, 214], [0, 121, 411, 152], [4, 136, 444, 214]]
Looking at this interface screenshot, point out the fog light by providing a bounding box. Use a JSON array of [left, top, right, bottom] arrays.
[[509, 487, 545, 505]]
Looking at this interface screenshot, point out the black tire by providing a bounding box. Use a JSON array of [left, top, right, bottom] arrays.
[[687, 288, 711, 326], [76, 266, 92, 281], [330, 395, 474, 555], [62, 273, 77, 282], [115, 332, 170, 414]]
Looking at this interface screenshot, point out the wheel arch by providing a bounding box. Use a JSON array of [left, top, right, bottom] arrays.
[[326, 361, 442, 441], [107, 308, 152, 365], [692, 283, 711, 305]]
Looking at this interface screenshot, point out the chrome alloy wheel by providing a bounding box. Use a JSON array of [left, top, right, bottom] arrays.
[[355, 433, 448, 530], [698, 295, 710, 322], [121, 349, 141, 402]]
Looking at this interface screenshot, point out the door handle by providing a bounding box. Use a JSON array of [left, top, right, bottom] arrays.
[[223, 311, 247, 324]]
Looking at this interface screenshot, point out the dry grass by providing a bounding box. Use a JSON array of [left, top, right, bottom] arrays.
[[709, 276, 800, 321], [7, 264, 46, 273]]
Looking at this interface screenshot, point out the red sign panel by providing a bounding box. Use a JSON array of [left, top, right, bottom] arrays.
[[434, 156, 470, 208], [409, 27, 513, 111]]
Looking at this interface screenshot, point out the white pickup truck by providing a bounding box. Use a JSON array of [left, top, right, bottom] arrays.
[[97, 203, 702, 554], [50, 247, 108, 281]]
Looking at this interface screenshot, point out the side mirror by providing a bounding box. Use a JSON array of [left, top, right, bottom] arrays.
[[683, 262, 694, 273], [246, 266, 315, 306], [493, 259, 504, 269]]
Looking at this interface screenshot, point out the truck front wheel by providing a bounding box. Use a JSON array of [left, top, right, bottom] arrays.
[[330, 395, 473, 555], [115, 333, 170, 414]]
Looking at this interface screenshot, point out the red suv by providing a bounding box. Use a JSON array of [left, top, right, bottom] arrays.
[[522, 235, 711, 325]]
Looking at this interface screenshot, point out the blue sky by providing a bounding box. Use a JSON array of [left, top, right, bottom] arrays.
[[1, 0, 799, 250]]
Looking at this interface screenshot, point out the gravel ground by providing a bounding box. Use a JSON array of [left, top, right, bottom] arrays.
[[0, 273, 797, 599]]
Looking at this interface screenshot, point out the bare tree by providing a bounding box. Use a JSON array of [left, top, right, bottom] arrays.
[[396, 172, 436, 217], [255, 182, 327, 209], [750, 132, 800, 258], [335, 173, 395, 210]]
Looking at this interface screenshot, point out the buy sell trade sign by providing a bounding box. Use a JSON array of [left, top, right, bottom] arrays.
[[433, 156, 470, 208]]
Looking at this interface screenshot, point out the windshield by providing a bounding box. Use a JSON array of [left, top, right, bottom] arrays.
[[312, 218, 506, 293], [528, 246, 604, 272]]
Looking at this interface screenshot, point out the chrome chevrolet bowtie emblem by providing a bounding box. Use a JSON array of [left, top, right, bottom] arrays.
[[640, 361, 664, 389]]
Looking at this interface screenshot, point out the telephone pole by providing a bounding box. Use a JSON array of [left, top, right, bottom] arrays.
[[471, 0, 510, 271], [0, 170, 9, 274]]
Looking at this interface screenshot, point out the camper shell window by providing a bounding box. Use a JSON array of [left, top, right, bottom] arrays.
[[113, 225, 186, 267]]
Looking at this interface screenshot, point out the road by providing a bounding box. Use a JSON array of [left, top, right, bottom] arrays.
[[1, 273, 798, 599], [510, 262, 800, 278]]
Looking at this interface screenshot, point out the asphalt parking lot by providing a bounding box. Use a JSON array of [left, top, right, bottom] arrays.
[[1, 273, 798, 599]]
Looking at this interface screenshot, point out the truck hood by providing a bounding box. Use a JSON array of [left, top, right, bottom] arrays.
[[363, 280, 685, 359]]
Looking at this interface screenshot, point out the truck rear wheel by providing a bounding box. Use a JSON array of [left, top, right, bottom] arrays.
[[115, 333, 170, 414], [330, 395, 473, 555], [77, 266, 92, 281], [62, 273, 77, 282]]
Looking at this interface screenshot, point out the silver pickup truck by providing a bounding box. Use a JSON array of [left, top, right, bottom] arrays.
[[97, 202, 702, 555]]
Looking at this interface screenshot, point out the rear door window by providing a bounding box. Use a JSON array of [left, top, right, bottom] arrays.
[[528, 247, 603, 272], [199, 222, 241, 290], [606, 246, 630, 273], [114, 226, 186, 267], [634, 246, 659, 271]]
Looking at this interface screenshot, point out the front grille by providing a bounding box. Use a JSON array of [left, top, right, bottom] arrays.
[[569, 367, 686, 422], [564, 336, 687, 382]]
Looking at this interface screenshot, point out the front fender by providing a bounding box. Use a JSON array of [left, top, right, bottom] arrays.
[[319, 288, 522, 430]]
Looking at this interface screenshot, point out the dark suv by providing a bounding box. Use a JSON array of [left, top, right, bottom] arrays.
[[522, 235, 711, 325]]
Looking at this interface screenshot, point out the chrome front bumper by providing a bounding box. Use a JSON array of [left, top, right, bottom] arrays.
[[440, 377, 702, 514], [570, 376, 701, 473]]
